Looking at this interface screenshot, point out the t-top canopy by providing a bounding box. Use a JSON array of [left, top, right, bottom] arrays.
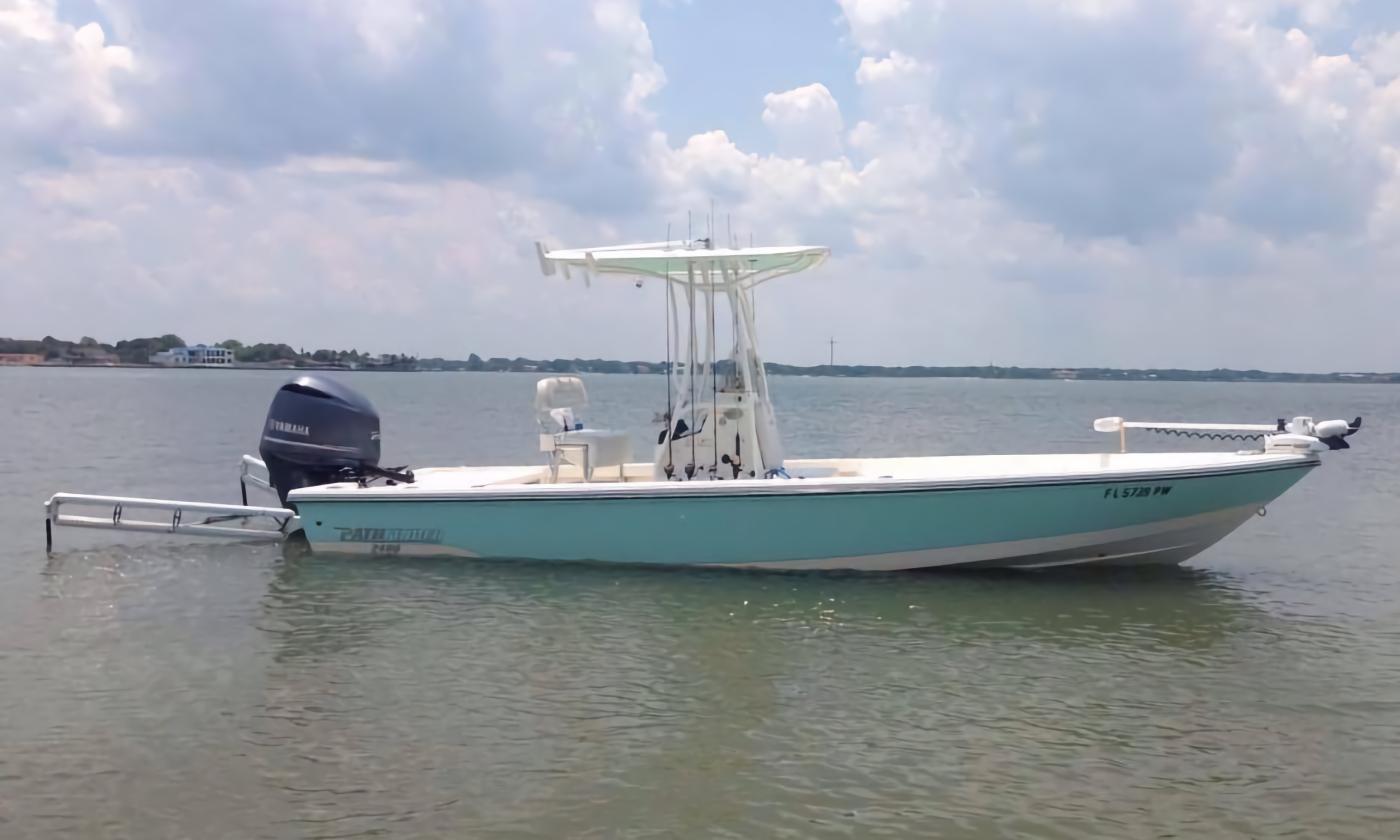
[[536, 240, 829, 288]]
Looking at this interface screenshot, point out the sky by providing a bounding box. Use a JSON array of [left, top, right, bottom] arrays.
[[4, 0, 1400, 370]]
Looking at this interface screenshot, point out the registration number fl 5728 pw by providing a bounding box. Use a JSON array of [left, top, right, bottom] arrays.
[[1104, 485, 1173, 499]]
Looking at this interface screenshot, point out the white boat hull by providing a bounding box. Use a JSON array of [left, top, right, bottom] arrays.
[[730, 504, 1260, 571]]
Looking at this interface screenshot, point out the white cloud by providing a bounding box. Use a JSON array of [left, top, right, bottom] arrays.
[[831, 0, 1400, 242], [761, 83, 845, 161], [0, 154, 655, 357], [838, 0, 911, 36], [7, 0, 667, 209], [274, 156, 407, 177], [341, 0, 430, 65], [593, 0, 668, 115], [1357, 30, 1400, 81], [0, 1, 135, 154], [0, 0, 676, 358], [855, 51, 925, 86], [638, 0, 1400, 367]]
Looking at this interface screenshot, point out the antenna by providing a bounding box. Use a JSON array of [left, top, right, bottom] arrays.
[[829, 336, 837, 368], [663, 222, 675, 478]]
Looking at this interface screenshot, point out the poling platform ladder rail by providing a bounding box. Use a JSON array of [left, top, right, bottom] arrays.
[[44, 456, 295, 550]]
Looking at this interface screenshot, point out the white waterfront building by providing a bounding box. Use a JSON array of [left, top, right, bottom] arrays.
[[150, 344, 235, 367]]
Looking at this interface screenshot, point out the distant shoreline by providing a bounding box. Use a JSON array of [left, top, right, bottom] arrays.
[[4, 359, 1398, 384], [8, 335, 1396, 383]]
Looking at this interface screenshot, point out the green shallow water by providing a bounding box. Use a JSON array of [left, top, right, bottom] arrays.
[[2, 368, 1398, 838]]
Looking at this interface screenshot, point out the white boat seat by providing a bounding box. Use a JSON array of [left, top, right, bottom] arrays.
[[535, 376, 631, 481], [545, 429, 632, 480]]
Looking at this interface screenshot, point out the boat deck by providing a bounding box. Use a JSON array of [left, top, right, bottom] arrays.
[[289, 450, 1315, 502]]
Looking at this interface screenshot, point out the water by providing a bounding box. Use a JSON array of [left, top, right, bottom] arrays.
[[2, 367, 1399, 838]]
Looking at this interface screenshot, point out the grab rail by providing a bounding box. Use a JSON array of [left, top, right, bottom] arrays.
[[1094, 417, 1282, 453], [240, 454, 274, 504]]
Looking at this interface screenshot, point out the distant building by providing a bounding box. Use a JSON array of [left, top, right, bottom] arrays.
[[150, 344, 235, 367], [0, 353, 44, 365], [150, 348, 186, 365]]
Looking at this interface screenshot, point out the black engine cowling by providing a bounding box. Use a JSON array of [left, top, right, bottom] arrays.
[[259, 375, 381, 506]]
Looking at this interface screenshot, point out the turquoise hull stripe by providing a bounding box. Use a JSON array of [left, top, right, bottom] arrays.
[[298, 463, 1314, 566]]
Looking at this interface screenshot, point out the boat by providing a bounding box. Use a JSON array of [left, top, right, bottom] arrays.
[[45, 238, 1361, 570]]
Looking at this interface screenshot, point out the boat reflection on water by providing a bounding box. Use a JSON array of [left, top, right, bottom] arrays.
[[34, 537, 1265, 664], [263, 542, 1262, 660], [249, 550, 1281, 834]]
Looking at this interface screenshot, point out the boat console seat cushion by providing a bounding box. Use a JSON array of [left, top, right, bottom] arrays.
[[547, 407, 579, 432]]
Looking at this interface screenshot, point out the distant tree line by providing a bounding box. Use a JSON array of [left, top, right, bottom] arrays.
[[0, 335, 416, 368], [759, 362, 1400, 383], [212, 341, 416, 367], [415, 355, 1400, 383], [5, 334, 1399, 382], [0, 334, 185, 363], [416, 354, 661, 374]]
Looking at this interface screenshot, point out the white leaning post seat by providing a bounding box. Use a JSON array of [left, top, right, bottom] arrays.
[[535, 376, 631, 481]]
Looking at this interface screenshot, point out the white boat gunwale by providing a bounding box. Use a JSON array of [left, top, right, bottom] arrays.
[[287, 453, 1318, 504]]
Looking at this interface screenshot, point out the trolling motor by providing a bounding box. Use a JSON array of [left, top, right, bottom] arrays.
[[258, 375, 413, 507], [1291, 416, 1363, 450]]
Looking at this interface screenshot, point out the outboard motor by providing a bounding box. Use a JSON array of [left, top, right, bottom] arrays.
[[259, 375, 385, 507]]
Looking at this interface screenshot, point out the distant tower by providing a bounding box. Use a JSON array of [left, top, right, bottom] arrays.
[[828, 336, 837, 368]]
